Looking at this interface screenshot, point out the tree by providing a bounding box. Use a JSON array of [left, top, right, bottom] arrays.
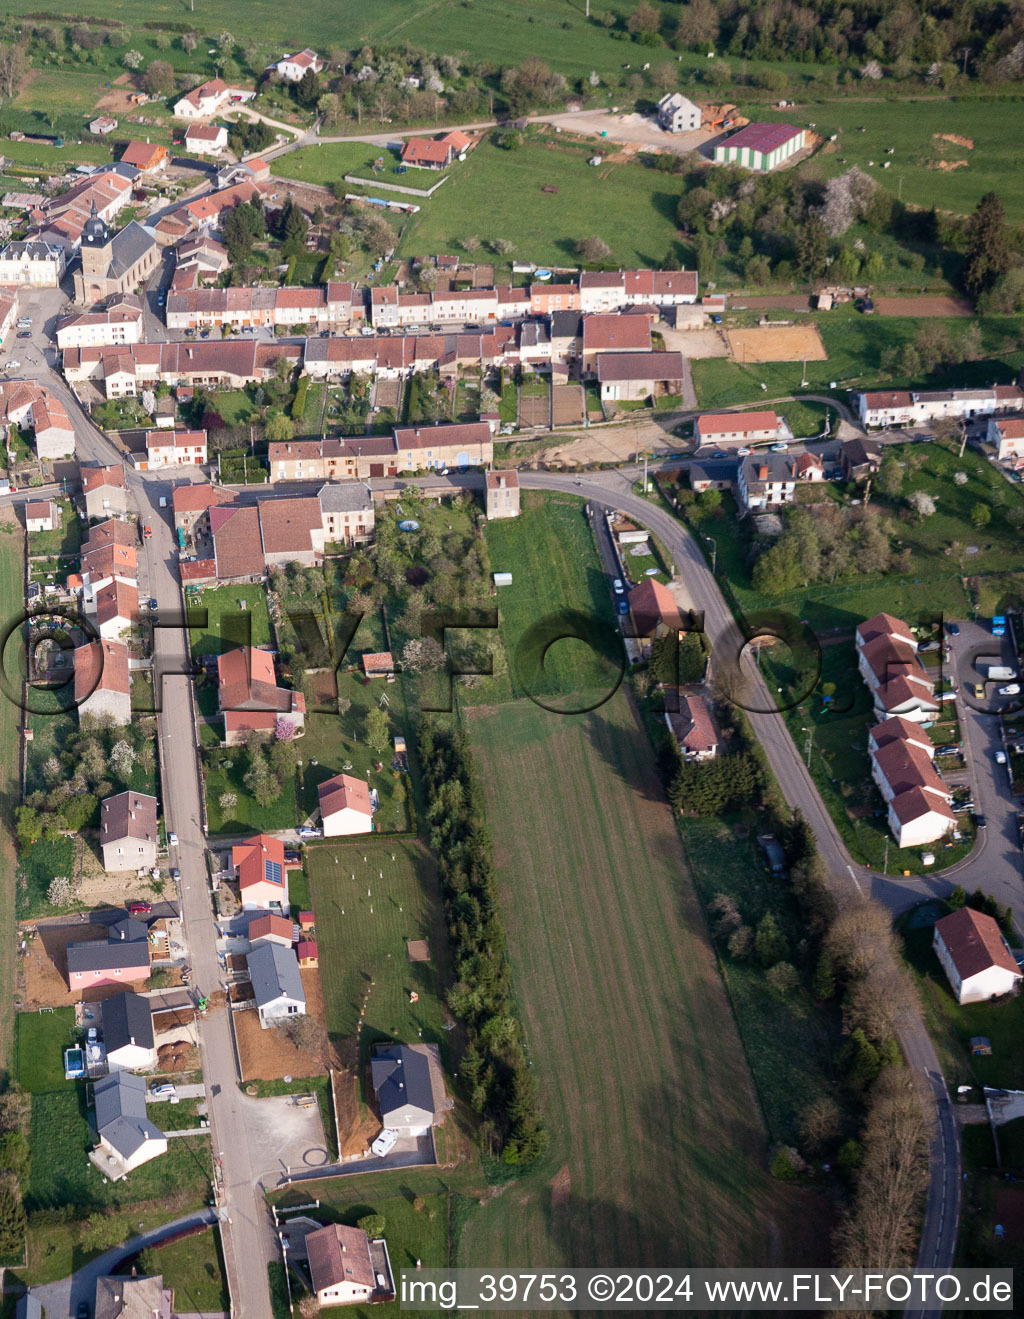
[[674, 0, 719, 48], [796, 216, 829, 281], [181, 32, 198, 53], [812, 951, 836, 1000], [218, 30, 235, 53], [799, 1096, 841, 1153], [971, 502, 991, 527], [907, 490, 936, 518], [754, 912, 789, 968], [576, 235, 611, 263], [818, 167, 877, 237], [765, 960, 799, 996], [676, 186, 713, 228], [0, 44, 27, 100], [626, 1, 662, 38], [110, 739, 136, 781], [222, 206, 255, 264], [144, 59, 175, 95], [218, 791, 237, 812], [402, 636, 446, 673], [876, 457, 904, 499], [727, 925, 753, 959], [357, 1214, 386, 1237], [295, 67, 321, 107], [355, 210, 395, 259], [365, 706, 391, 756], [244, 749, 280, 808], [0, 1174, 25, 1258], [0, 1131, 29, 1181], [963, 192, 1010, 300], [122, 49, 143, 70], [265, 412, 294, 444]]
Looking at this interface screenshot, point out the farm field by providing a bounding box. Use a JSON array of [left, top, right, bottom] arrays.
[[308, 838, 449, 1068], [692, 308, 1024, 408], [464, 694, 821, 1270], [0, 520, 22, 1077], [748, 98, 1024, 222], [394, 135, 685, 275]]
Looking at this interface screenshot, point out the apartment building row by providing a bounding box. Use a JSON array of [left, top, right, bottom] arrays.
[[268, 420, 495, 481], [855, 612, 951, 848], [856, 384, 1024, 429]]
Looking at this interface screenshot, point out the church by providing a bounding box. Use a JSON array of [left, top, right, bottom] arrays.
[[74, 202, 160, 303]]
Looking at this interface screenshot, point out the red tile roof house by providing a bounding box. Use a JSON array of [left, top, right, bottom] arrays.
[[399, 130, 472, 170], [24, 500, 58, 532], [210, 504, 266, 583], [855, 612, 939, 724], [120, 141, 168, 174], [361, 651, 394, 679], [82, 464, 129, 518], [258, 496, 326, 568], [297, 939, 319, 967], [90, 578, 139, 641], [74, 639, 132, 726], [318, 772, 373, 837], [933, 907, 1023, 1004], [184, 123, 228, 155], [217, 646, 306, 745], [233, 833, 289, 911], [695, 410, 780, 447], [665, 693, 719, 760], [305, 1223, 393, 1307], [580, 313, 651, 368], [628, 577, 686, 642], [247, 912, 295, 947]]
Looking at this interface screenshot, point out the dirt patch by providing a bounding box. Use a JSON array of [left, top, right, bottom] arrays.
[[156, 1039, 199, 1073], [518, 392, 549, 429], [93, 75, 143, 115], [932, 159, 969, 172], [308, 669, 338, 707], [406, 939, 430, 962], [332, 1066, 381, 1157], [660, 325, 728, 359], [552, 384, 585, 427], [727, 324, 827, 363], [875, 295, 973, 317], [549, 1164, 571, 1210], [373, 378, 401, 409], [234, 968, 328, 1080], [22, 922, 110, 1008], [935, 132, 974, 150], [529, 419, 683, 468]]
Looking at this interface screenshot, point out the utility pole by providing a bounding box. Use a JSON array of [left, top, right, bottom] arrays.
[[643, 453, 648, 493], [804, 727, 812, 768], [962, 46, 969, 77], [959, 420, 967, 459]]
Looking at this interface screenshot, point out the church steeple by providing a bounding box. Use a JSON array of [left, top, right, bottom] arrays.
[[82, 199, 110, 247]]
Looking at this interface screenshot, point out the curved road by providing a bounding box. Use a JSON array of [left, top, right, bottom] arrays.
[[518, 467, 961, 1293]]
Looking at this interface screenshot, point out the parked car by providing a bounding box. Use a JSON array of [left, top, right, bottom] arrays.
[[737, 446, 752, 456], [712, 449, 728, 459], [612, 578, 624, 594], [149, 597, 158, 609], [149, 1083, 175, 1097], [371, 1128, 398, 1157], [975, 813, 988, 828], [918, 639, 940, 652], [999, 684, 1021, 696], [953, 800, 975, 814], [143, 525, 152, 539], [17, 330, 30, 339], [770, 442, 789, 452], [78, 1304, 90, 1319], [945, 621, 961, 636], [128, 901, 152, 916], [284, 849, 301, 863], [934, 745, 960, 757], [167, 831, 178, 845], [617, 599, 629, 614], [297, 826, 321, 839], [170, 867, 180, 879], [996, 750, 1008, 764]]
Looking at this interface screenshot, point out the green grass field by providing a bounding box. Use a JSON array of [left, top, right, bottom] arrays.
[[678, 820, 843, 1146], [0, 524, 22, 1078], [189, 584, 274, 658], [464, 490, 623, 707], [463, 693, 818, 1270], [750, 97, 1024, 223], [692, 308, 1024, 409], [15, 1008, 77, 1094], [203, 746, 298, 834], [129, 1226, 230, 1313], [273, 143, 423, 188], [307, 838, 449, 1067], [394, 134, 684, 274]]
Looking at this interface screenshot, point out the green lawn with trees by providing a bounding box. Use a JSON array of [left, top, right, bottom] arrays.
[[125, 1227, 230, 1313]]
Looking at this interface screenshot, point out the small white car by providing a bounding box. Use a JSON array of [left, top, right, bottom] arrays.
[[371, 1128, 398, 1157], [149, 1083, 175, 1098], [167, 832, 178, 846], [770, 442, 790, 452], [995, 750, 1007, 764], [612, 579, 624, 594], [998, 684, 1021, 696], [297, 826, 322, 839], [737, 446, 752, 456]]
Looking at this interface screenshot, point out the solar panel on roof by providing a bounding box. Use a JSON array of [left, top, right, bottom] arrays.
[[264, 859, 283, 885]]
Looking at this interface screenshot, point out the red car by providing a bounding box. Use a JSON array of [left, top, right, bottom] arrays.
[[128, 901, 152, 916], [143, 525, 152, 539]]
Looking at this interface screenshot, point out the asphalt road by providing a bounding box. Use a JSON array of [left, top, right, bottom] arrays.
[[517, 467, 961, 1293], [133, 475, 276, 1319]]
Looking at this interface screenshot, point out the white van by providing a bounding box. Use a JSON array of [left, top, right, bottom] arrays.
[[371, 1128, 398, 1157]]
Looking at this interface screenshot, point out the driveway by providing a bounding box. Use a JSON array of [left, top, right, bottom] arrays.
[[237, 1092, 331, 1181], [29, 1208, 219, 1318], [282, 1132, 436, 1184]]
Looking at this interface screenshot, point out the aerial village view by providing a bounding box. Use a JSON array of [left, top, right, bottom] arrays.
[[0, 0, 1022, 1315]]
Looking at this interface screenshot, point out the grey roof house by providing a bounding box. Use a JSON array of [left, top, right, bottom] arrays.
[[370, 1043, 450, 1134], [101, 990, 156, 1071], [248, 940, 306, 1028], [94, 1275, 173, 1319], [92, 1071, 167, 1176]]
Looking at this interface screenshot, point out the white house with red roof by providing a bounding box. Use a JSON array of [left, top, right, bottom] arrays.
[[665, 693, 718, 760], [855, 612, 938, 724], [145, 429, 207, 469], [695, 410, 780, 447], [988, 415, 1024, 463], [318, 773, 373, 836], [233, 834, 289, 910], [271, 49, 323, 81], [865, 714, 954, 848], [184, 123, 228, 155], [933, 907, 1022, 1004], [173, 79, 253, 120]]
